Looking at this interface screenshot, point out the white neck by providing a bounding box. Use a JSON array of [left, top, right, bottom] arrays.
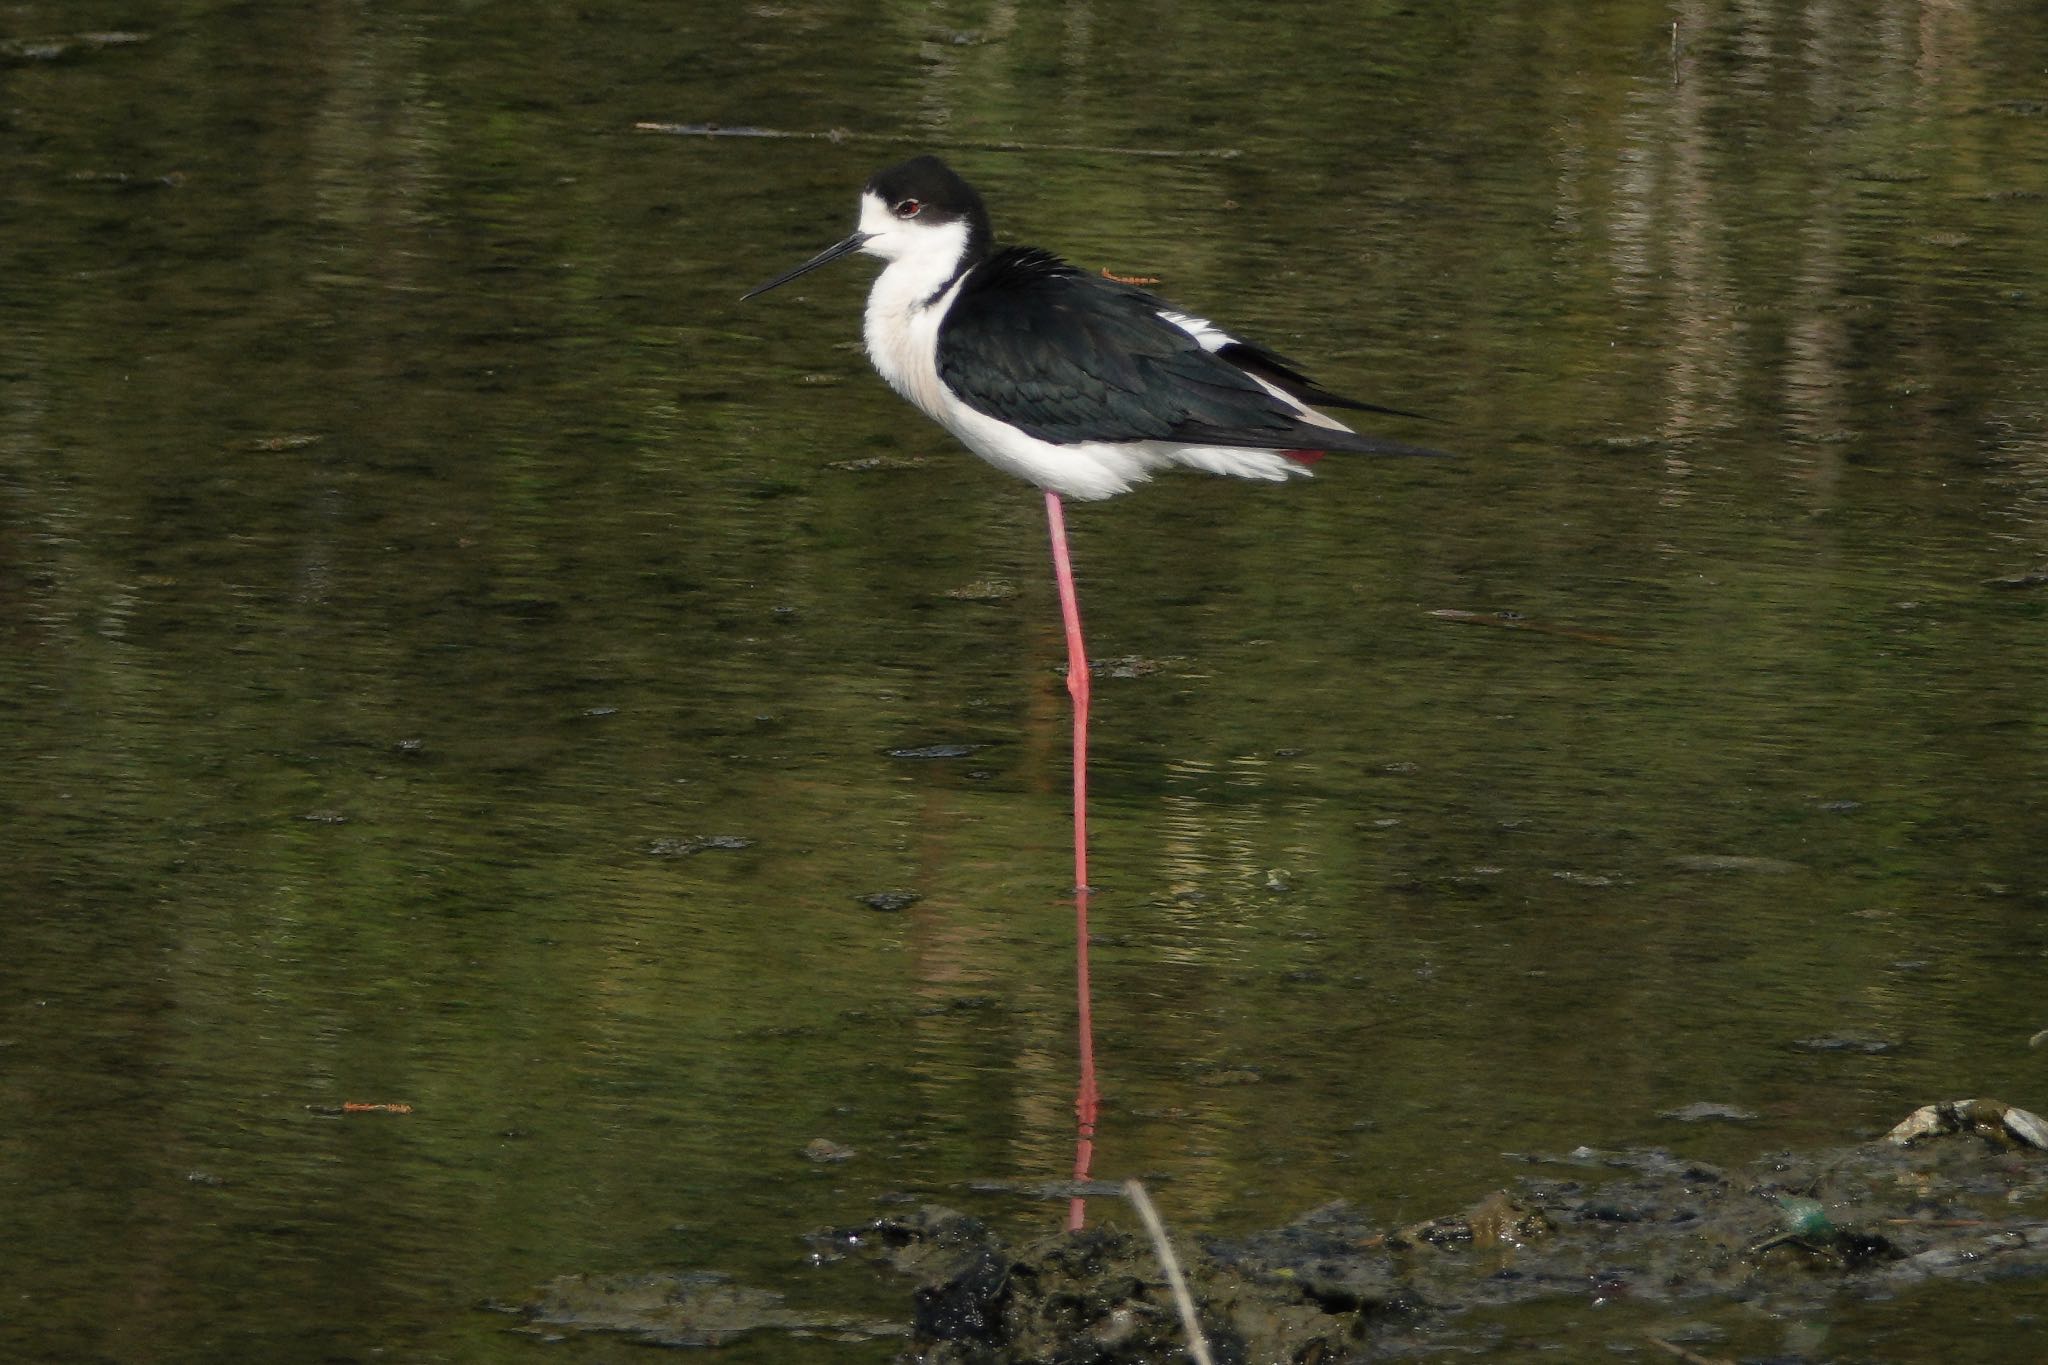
[[861, 242, 970, 423]]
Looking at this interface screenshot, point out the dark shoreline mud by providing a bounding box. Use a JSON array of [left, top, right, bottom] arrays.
[[509, 1100, 2048, 1360]]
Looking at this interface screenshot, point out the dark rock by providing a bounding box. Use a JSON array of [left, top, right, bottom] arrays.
[[913, 1248, 1010, 1342]]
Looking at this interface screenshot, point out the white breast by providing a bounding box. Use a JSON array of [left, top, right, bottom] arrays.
[[863, 272, 965, 427]]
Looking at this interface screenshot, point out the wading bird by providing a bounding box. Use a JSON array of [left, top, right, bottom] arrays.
[[743, 154, 1435, 883], [743, 156, 1437, 1219]]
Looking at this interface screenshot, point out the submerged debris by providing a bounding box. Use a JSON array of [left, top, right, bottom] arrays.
[[1791, 1034, 1900, 1054], [1984, 565, 2048, 589], [1658, 1101, 1760, 1123], [807, 1104, 2048, 1362], [1669, 854, 1805, 875], [887, 744, 982, 761], [1887, 1097, 2048, 1151], [647, 834, 755, 856], [828, 454, 929, 474], [1, 30, 149, 62], [944, 578, 1017, 602], [500, 1104, 2047, 1358], [857, 890, 922, 913], [502, 1271, 898, 1348], [1083, 654, 1181, 679]]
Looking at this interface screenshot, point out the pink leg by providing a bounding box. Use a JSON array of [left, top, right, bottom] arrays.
[[1044, 490, 1098, 1230], [1043, 490, 1089, 890], [1066, 880, 1097, 1232]]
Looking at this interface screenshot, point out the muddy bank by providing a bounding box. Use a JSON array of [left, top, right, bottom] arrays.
[[507, 1101, 2048, 1359]]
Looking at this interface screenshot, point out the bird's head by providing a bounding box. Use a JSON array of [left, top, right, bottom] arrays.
[[743, 155, 991, 301]]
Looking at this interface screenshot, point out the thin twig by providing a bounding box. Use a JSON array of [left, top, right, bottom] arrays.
[[1122, 1179, 1215, 1365], [632, 123, 1239, 159]]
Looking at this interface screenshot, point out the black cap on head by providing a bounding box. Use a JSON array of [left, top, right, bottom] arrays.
[[866, 156, 991, 258]]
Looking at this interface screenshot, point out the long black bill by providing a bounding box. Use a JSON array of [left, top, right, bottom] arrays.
[[740, 231, 874, 301]]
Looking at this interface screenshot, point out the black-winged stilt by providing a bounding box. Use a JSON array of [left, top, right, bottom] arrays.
[[744, 152, 1435, 864], [743, 155, 1438, 1220]]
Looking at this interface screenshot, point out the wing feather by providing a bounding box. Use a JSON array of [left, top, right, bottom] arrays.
[[936, 250, 1436, 455]]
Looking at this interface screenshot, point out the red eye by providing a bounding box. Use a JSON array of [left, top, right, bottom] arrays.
[[894, 198, 923, 219]]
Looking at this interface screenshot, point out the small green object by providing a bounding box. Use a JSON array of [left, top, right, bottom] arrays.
[[1776, 1196, 1834, 1238]]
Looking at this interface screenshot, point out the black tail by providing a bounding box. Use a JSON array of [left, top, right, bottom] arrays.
[[1216, 339, 1436, 424]]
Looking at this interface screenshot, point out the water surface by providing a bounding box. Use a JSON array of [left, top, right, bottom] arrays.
[[4, 2, 2047, 1360]]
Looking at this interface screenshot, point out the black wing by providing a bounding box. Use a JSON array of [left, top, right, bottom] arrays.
[[935, 248, 1438, 455]]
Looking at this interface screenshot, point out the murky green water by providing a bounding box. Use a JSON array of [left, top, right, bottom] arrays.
[[5, 1, 2046, 1360]]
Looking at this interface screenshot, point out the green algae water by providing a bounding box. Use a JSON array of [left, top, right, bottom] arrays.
[[4, 2, 2047, 1360]]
